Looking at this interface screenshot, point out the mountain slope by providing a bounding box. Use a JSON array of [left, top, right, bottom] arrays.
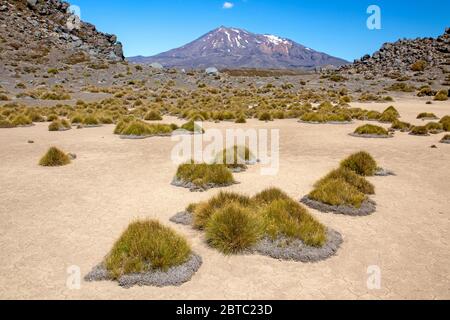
[[0, 0, 124, 67], [128, 26, 348, 69]]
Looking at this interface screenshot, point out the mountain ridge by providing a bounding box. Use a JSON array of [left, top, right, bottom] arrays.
[[128, 26, 348, 69]]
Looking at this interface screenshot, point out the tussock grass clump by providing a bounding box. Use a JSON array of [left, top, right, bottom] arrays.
[[235, 115, 247, 123], [39, 147, 71, 167], [214, 145, 255, 170], [48, 119, 71, 131], [411, 60, 427, 72], [300, 112, 351, 123], [205, 203, 262, 254], [386, 82, 416, 92], [0, 119, 14, 128], [11, 114, 32, 126], [181, 120, 204, 133], [440, 134, 450, 143], [192, 192, 252, 229], [144, 110, 162, 121], [434, 90, 448, 101], [417, 112, 438, 120], [340, 151, 378, 176], [115, 120, 174, 137], [187, 188, 328, 254], [353, 124, 389, 136], [309, 178, 366, 208], [365, 110, 381, 121], [425, 122, 443, 134], [379, 106, 400, 123], [174, 162, 235, 189], [258, 112, 273, 121], [259, 197, 327, 247], [391, 120, 412, 132], [439, 116, 450, 131], [105, 220, 191, 279], [82, 115, 100, 126], [314, 168, 375, 195], [410, 126, 429, 136]]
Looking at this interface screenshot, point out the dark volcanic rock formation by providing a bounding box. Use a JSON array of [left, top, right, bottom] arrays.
[[341, 28, 450, 77], [0, 0, 124, 65]]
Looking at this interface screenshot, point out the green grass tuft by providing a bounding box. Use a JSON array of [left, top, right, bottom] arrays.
[[309, 178, 367, 209], [354, 124, 389, 136], [39, 147, 71, 167], [314, 167, 375, 195], [340, 151, 378, 176], [410, 126, 429, 136], [175, 162, 235, 188], [105, 220, 191, 279], [190, 188, 328, 254], [115, 120, 174, 136], [205, 203, 262, 254], [214, 145, 254, 169]]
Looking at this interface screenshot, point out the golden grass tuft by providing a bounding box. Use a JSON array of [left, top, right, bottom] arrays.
[[105, 220, 191, 279], [190, 188, 327, 254], [340, 151, 378, 176], [39, 147, 71, 167], [175, 162, 235, 189]]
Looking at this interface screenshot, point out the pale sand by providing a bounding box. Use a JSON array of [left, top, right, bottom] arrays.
[[0, 97, 449, 299]]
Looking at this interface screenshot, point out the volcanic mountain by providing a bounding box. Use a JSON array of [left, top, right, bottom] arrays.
[[128, 26, 348, 69]]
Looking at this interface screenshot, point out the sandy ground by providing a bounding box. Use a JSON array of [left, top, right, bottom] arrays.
[[0, 97, 449, 300]]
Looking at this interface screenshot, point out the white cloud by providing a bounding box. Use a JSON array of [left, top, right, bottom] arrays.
[[223, 2, 234, 9]]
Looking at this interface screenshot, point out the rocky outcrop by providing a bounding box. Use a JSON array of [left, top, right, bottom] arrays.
[[341, 28, 450, 77], [0, 0, 124, 65]]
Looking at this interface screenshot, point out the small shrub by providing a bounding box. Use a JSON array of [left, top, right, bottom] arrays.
[[391, 120, 412, 132], [215, 145, 254, 170], [39, 147, 71, 167], [192, 192, 252, 229], [144, 110, 162, 121], [434, 90, 448, 101], [439, 116, 450, 131], [365, 110, 381, 120], [410, 126, 429, 136], [411, 60, 427, 72], [340, 151, 378, 176], [105, 220, 191, 279], [354, 124, 389, 136], [190, 188, 328, 253], [82, 115, 100, 126], [11, 114, 32, 126], [309, 178, 366, 208], [205, 203, 262, 254], [425, 122, 443, 134], [116, 120, 174, 136], [181, 120, 204, 133], [417, 112, 438, 120], [0, 119, 14, 128], [314, 168, 375, 195], [258, 112, 273, 121], [235, 115, 247, 123], [175, 162, 235, 188], [47, 68, 59, 75]]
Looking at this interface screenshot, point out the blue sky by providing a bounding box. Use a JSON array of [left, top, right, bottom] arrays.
[[70, 0, 450, 61]]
